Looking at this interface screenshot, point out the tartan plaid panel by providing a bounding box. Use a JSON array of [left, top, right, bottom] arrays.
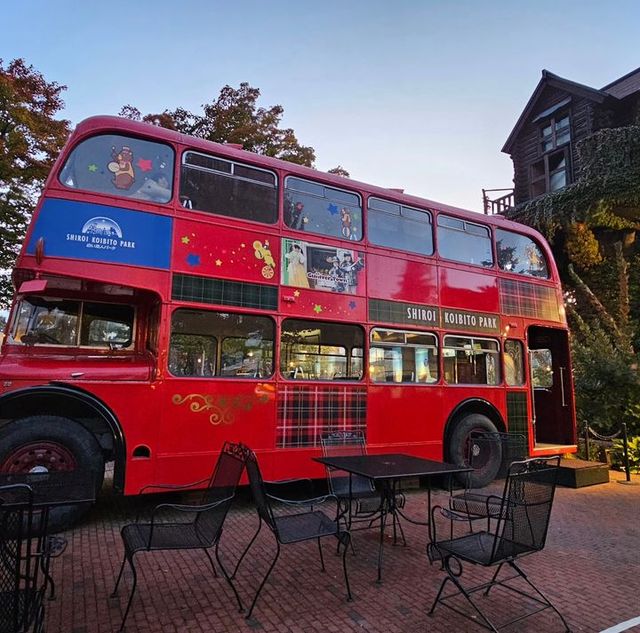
[[499, 279, 560, 322], [277, 385, 367, 449]]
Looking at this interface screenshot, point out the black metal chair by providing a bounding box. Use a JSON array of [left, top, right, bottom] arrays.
[[320, 431, 405, 544], [448, 432, 526, 530], [0, 484, 48, 633], [235, 448, 352, 620], [428, 456, 570, 632], [111, 442, 250, 632]]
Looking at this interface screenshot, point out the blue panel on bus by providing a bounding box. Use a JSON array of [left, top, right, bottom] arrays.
[[26, 198, 172, 269]]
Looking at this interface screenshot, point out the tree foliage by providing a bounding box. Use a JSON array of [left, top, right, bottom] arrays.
[[0, 58, 70, 306], [121, 82, 316, 167]]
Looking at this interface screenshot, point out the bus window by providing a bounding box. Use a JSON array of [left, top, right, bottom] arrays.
[[169, 309, 274, 378], [368, 198, 433, 255], [443, 335, 500, 385], [369, 328, 438, 383], [504, 339, 525, 386], [530, 348, 553, 388], [180, 152, 277, 224], [59, 134, 174, 203], [284, 177, 362, 241], [496, 229, 549, 278], [9, 297, 134, 348], [437, 215, 493, 267], [280, 319, 364, 380]]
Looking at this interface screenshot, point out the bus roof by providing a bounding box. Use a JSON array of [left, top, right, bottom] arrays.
[[71, 115, 525, 235]]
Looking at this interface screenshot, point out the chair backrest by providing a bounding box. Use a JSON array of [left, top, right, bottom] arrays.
[[490, 456, 560, 563], [245, 449, 279, 535], [194, 442, 251, 544], [320, 431, 375, 498], [0, 484, 42, 632], [465, 431, 527, 487]]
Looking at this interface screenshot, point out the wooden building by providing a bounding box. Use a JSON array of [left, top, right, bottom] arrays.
[[485, 67, 640, 214]]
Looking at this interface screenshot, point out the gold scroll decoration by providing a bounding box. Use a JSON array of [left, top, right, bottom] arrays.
[[172, 392, 269, 426]]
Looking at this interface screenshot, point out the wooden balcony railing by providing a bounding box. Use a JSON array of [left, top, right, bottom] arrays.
[[482, 188, 515, 215]]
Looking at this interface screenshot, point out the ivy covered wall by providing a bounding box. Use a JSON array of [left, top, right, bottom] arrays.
[[507, 125, 640, 435]]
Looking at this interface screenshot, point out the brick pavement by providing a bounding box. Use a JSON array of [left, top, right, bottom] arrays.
[[44, 470, 640, 633]]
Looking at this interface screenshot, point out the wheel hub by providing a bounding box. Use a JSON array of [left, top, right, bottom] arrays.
[[0, 441, 77, 473]]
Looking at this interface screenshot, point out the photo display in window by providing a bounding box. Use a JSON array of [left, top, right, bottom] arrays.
[[281, 238, 365, 294]]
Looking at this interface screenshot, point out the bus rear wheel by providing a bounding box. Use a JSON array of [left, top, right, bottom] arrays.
[[447, 414, 501, 488], [0, 416, 104, 532]]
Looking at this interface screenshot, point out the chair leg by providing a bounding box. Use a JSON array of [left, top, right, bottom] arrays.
[[507, 561, 571, 632], [233, 516, 262, 579], [246, 538, 280, 620], [340, 532, 353, 601], [483, 562, 505, 596], [116, 554, 138, 633], [203, 547, 219, 578], [215, 537, 244, 613], [428, 575, 453, 615], [317, 538, 325, 571], [432, 555, 499, 633], [111, 553, 127, 597]]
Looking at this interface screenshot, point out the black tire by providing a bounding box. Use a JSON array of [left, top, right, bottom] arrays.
[[447, 414, 501, 488], [0, 416, 104, 532]]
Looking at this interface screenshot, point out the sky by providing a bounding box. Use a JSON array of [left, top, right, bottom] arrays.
[[2, 0, 639, 212]]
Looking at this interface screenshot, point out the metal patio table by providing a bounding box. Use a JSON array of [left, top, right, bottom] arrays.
[[314, 453, 471, 582]]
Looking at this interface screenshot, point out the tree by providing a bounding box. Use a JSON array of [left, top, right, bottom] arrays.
[[121, 82, 315, 167], [0, 58, 70, 306], [328, 165, 350, 177]]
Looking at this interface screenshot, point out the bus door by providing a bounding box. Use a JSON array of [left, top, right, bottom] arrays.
[[527, 326, 575, 449]]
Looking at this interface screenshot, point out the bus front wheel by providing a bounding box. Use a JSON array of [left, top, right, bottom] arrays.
[[0, 416, 104, 532], [447, 414, 501, 488]]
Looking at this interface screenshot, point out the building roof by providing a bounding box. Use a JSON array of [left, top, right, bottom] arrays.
[[602, 66, 640, 99], [502, 69, 610, 154]]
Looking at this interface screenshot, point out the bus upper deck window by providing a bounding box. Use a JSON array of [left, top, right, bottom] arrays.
[[59, 134, 174, 204], [496, 229, 549, 279], [284, 177, 362, 241]]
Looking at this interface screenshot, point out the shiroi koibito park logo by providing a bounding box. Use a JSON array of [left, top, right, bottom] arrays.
[[66, 216, 136, 251]]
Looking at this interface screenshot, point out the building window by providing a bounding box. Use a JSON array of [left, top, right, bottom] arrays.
[[541, 114, 570, 152], [530, 150, 568, 197]]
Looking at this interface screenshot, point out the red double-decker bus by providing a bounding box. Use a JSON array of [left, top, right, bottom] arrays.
[[0, 116, 576, 526]]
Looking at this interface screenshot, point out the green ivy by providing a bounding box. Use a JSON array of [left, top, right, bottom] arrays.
[[507, 125, 640, 235]]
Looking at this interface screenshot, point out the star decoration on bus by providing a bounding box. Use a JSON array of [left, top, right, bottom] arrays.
[[215, 259, 222, 266], [303, 217, 309, 223], [327, 203, 339, 215], [181, 236, 190, 244], [349, 301, 357, 310], [88, 164, 98, 172], [313, 304, 323, 314], [186, 253, 200, 267], [293, 290, 300, 297], [137, 158, 153, 172]]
